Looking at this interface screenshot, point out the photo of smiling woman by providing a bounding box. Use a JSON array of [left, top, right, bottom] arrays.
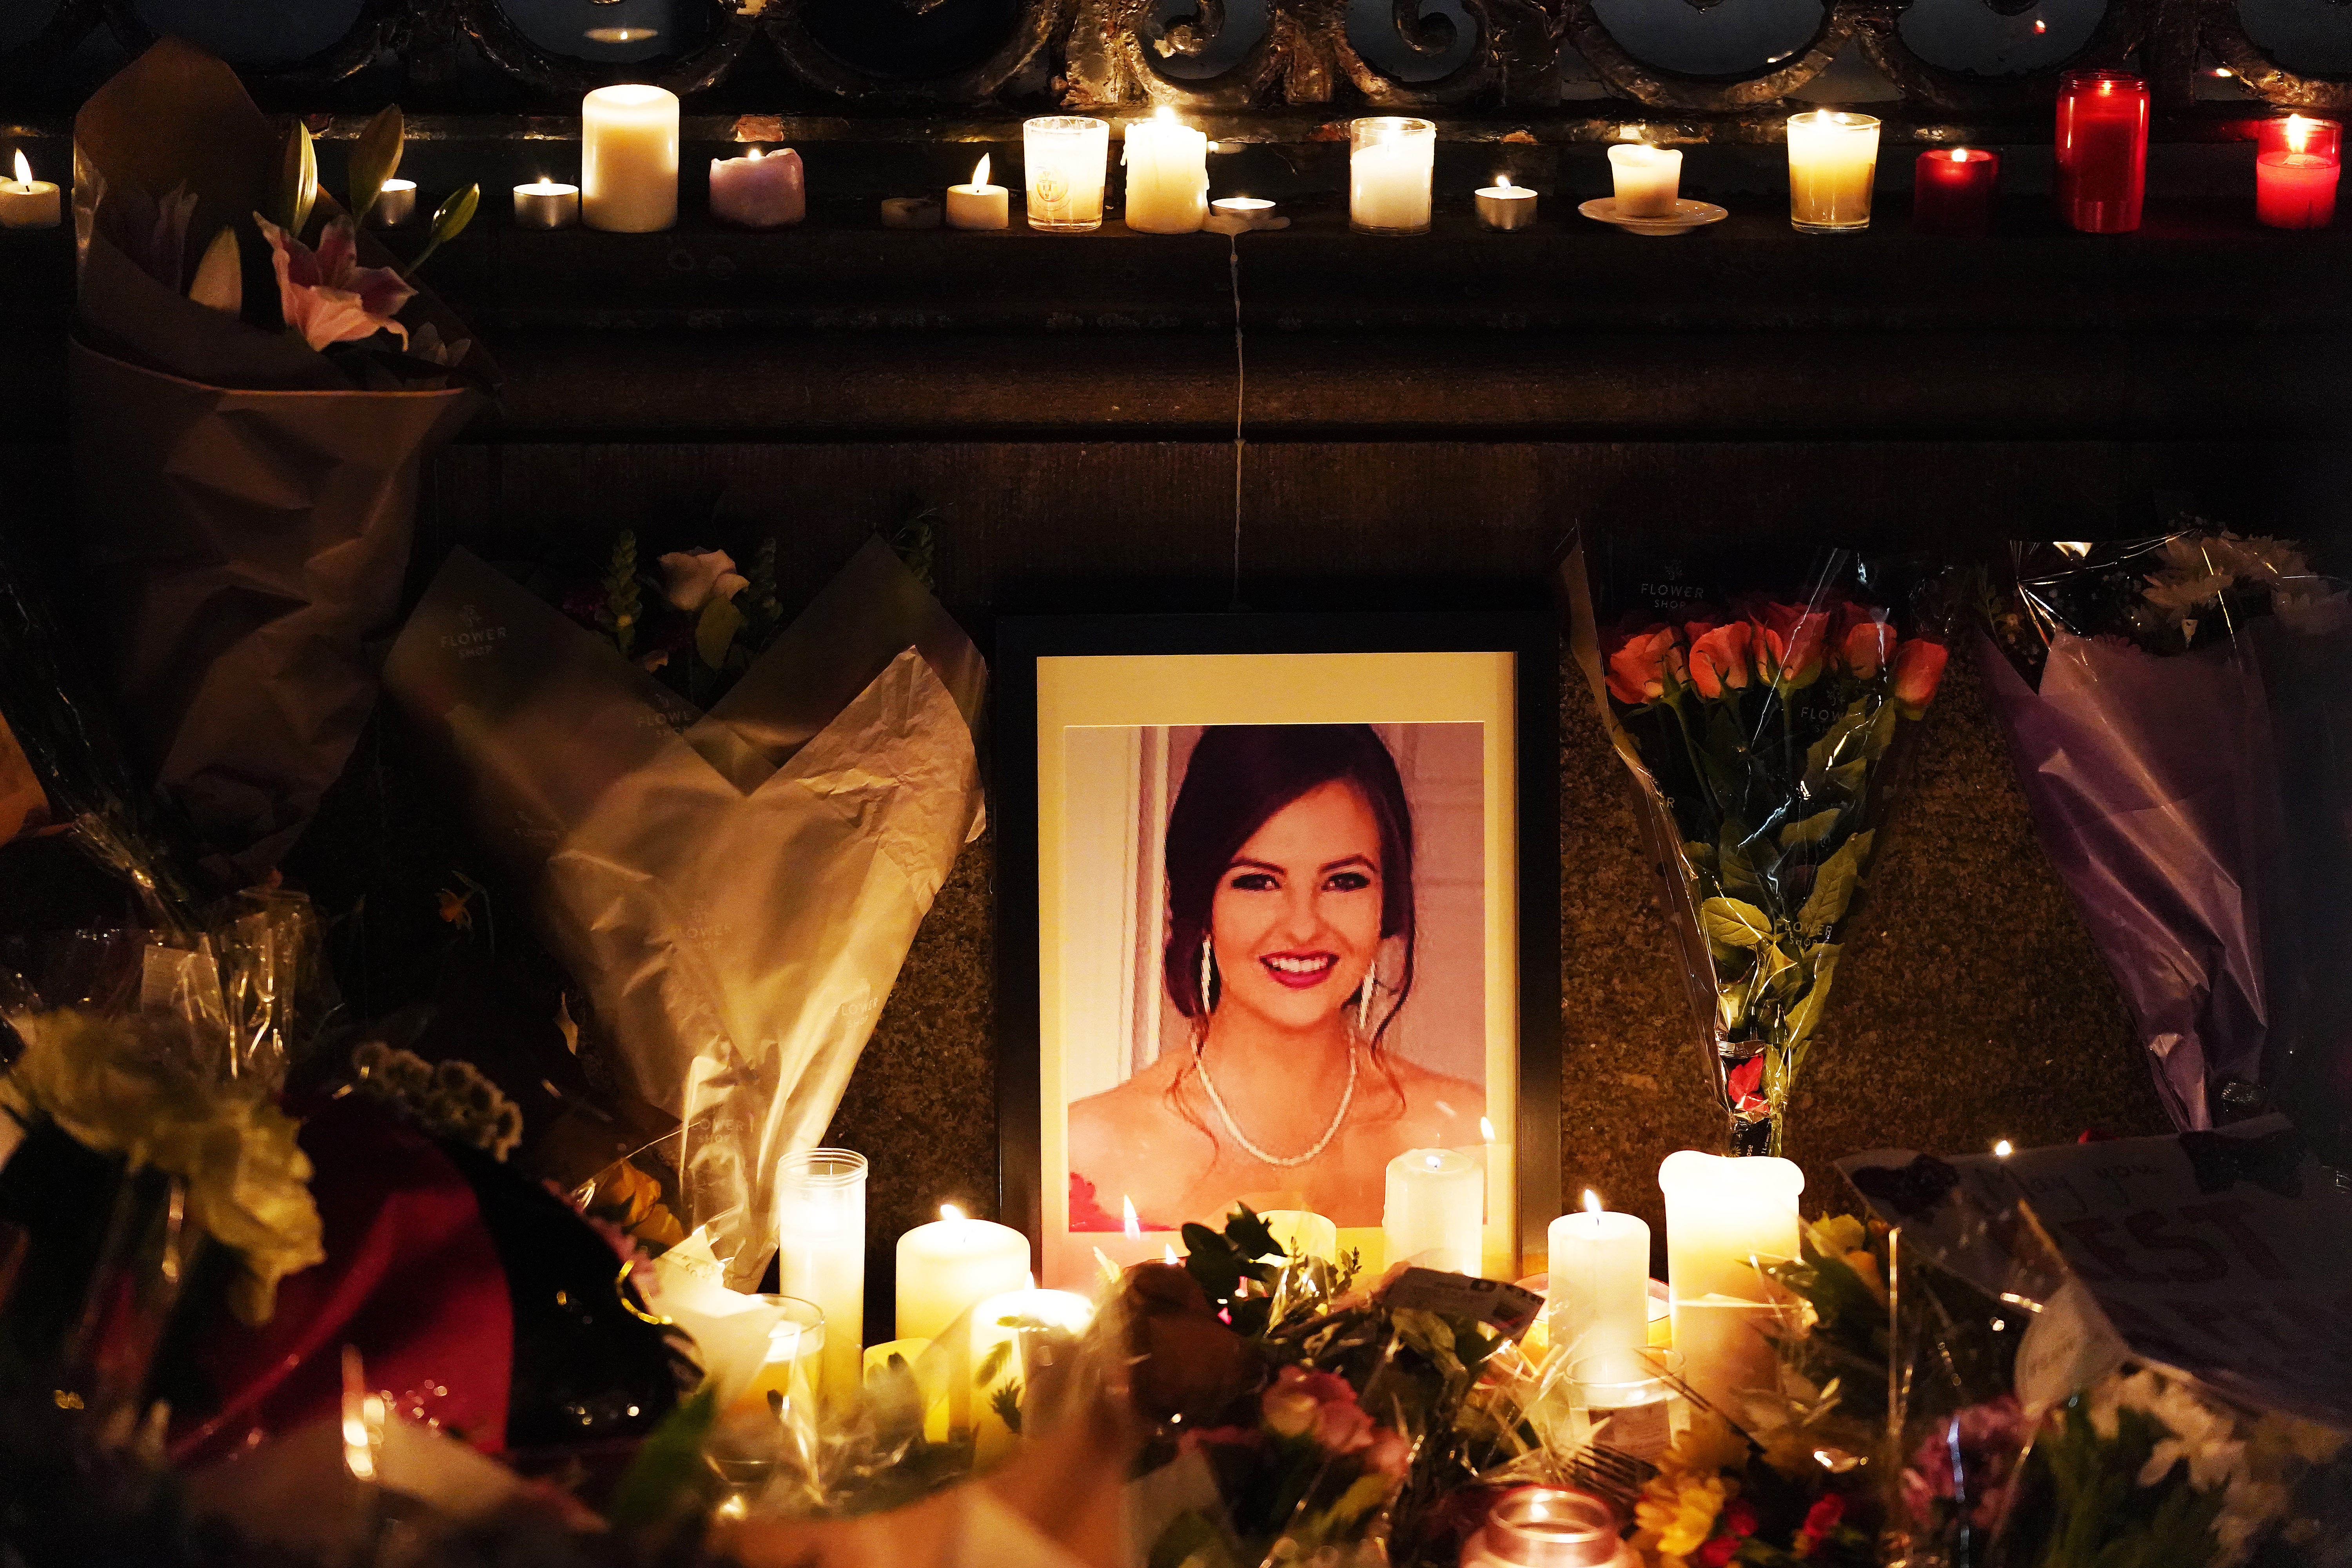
[[1066, 724, 1486, 1231]]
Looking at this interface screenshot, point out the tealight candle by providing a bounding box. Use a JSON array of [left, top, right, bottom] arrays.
[[581, 83, 680, 233], [1384, 1147, 1483, 1276], [1123, 107, 1209, 234], [1474, 175, 1538, 231], [369, 178, 417, 228], [514, 179, 580, 229], [0, 151, 60, 230], [1607, 143, 1682, 218], [1912, 147, 2000, 236], [710, 145, 805, 229], [1023, 116, 1110, 232], [1786, 111, 1880, 233], [776, 1149, 866, 1403], [1546, 1191, 1650, 1383], [1350, 116, 1436, 235], [2257, 114, 2340, 230], [2055, 69, 2148, 233], [946, 154, 1009, 231], [1205, 196, 1284, 234], [1658, 1150, 1803, 1412]]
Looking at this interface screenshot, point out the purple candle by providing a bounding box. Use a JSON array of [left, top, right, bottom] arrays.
[[710, 146, 805, 229]]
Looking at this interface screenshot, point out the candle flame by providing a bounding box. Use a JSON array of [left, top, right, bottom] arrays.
[[1953, 148, 1969, 161], [1425, 1152, 1444, 1170], [2287, 114, 2313, 154], [940, 1202, 965, 1222], [971, 154, 991, 188], [10, 151, 27, 187], [339, 1345, 377, 1483], [1122, 1194, 1142, 1241], [2034, 17, 2046, 30], [1163, 1243, 1181, 1265], [748, 147, 764, 161], [1583, 1189, 1603, 1216], [1494, 175, 1512, 189], [1993, 1139, 2014, 1158], [1481, 1116, 1497, 1142], [1155, 105, 1177, 125]]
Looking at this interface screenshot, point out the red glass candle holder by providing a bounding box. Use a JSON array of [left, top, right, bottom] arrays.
[[2256, 114, 2340, 229], [2055, 69, 2148, 233], [1913, 147, 2000, 235]]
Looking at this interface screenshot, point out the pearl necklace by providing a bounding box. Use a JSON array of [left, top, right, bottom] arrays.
[[1195, 1039, 1358, 1169]]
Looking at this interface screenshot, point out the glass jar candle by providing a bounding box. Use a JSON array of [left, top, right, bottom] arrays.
[[1786, 111, 1880, 233], [1022, 116, 1109, 232], [1350, 116, 1436, 235], [1459, 1486, 1625, 1568], [2256, 114, 2340, 230], [776, 1148, 867, 1403], [1912, 147, 2000, 236], [2055, 69, 2149, 233]]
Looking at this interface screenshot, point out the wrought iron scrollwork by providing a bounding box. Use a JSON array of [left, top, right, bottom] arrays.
[[2197, 0, 2352, 108], [453, 0, 761, 96], [100, 0, 404, 87], [1853, 0, 2151, 110], [764, 0, 1064, 105], [1561, 0, 1851, 109]]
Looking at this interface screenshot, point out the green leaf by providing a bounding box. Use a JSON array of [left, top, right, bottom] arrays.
[[603, 1384, 716, 1534], [1797, 830, 1873, 933], [989, 1378, 1024, 1434], [1863, 701, 1900, 760], [1700, 896, 1773, 949], [275, 120, 318, 235], [346, 104, 405, 228], [1802, 698, 1871, 780], [974, 1337, 1011, 1389], [1783, 944, 1841, 1045], [695, 595, 742, 671], [403, 181, 479, 278], [1779, 807, 1842, 849]]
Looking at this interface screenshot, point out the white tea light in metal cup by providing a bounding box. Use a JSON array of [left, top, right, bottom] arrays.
[[370, 178, 417, 227], [1475, 175, 1538, 230], [1349, 116, 1436, 235], [1022, 116, 1109, 232], [1786, 110, 1880, 233], [514, 179, 580, 229]]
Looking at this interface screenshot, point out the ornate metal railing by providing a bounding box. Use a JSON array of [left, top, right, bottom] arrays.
[[5, 0, 2347, 120]]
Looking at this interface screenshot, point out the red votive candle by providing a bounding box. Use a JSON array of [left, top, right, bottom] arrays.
[[1913, 147, 2000, 234], [2055, 69, 2148, 233], [2256, 114, 2340, 229]]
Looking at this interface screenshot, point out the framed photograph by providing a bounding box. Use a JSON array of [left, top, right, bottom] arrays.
[[996, 612, 1559, 1290]]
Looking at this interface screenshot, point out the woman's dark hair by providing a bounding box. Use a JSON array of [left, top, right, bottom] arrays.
[[1161, 724, 1417, 1051]]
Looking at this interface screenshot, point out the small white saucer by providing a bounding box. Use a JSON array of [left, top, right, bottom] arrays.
[[1579, 196, 1728, 235]]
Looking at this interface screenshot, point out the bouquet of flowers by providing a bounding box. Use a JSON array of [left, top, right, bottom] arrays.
[[1564, 543, 1955, 1155], [1975, 527, 2352, 1157]]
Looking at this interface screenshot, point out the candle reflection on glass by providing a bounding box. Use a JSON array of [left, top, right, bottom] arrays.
[[2256, 114, 2340, 230]]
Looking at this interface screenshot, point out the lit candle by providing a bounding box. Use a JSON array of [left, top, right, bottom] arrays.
[[1258, 1209, 1339, 1265], [1912, 147, 2000, 236], [710, 145, 806, 229], [1607, 142, 1682, 218], [1123, 107, 1209, 234], [1473, 175, 1538, 232], [0, 151, 60, 230], [2055, 69, 2148, 234], [514, 178, 580, 229], [1546, 1191, 1650, 1383], [946, 154, 1009, 232], [1205, 196, 1284, 234], [369, 178, 417, 229], [775, 1149, 867, 1405], [1786, 111, 1880, 233], [969, 1288, 1094, 1461], [1384, 1147, 1484, 1276], [1350, 116, 1437, 236], [1657, 1150, 1803, 1412], [581, 83, 679, 233], [1023, 116, 1110, 232], [2257, 114, 2340, 230], [895, 1203, 1032, 1343]]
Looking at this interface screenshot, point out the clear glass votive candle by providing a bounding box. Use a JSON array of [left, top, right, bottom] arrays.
[[1460, 1486, 1624, 1567], [1787, 111, 1880, 233], [776, 1149, 867, 1403], [2256, 114, 2341, 229], [1570, 1348, 1684, 1461], [1022, 116, 1109, 232], [1350, 116, 1436, 235], [2055, 69, 2148, 233]]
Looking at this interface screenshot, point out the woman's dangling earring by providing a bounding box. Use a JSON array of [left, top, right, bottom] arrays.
[[1200, 935, 1216, 1015], [1357, 953, 1378, 1037]]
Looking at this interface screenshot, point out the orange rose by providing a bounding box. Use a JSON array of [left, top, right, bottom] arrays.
[[1891, 637, 1948, 717], [1605, 624, 1684, 707], [1837, 611, 1896, 680], [1748, 603, 1831, 689], [1686, 621, 1755, 700]]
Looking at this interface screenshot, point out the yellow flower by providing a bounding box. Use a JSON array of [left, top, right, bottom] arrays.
[[1634, 1471, 1733, 1561], [1666, 1407, 1754, 1478], [1808, 1214, 1867, 1257]]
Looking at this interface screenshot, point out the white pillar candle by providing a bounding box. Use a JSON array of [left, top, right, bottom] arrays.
[[1384, 1147, 1484, 1275], [1546, 1191, 1650, 1383], [776, 1149, 867, 1404], [1786, 110, 1880, 233], [1350, 117, 1436, 235], [1023, 117, 1110, 232], [1658, 1150, 1803, 1412], [0, 152, 60, 230], [1258, 1209, 1339, 1265], [946, 154, 1009, 231], [1607, 143, 1683, 218], [896, 1204, 1032, 1343], [369, 178, 417, 228], [1122, 107, 1209, 234], [514, 179, 579, 229], [709, 146, 805, 229], [581, 83, 679, 233], [1474, 176, 1538, 231], [969, 1288, 1094, 1462]]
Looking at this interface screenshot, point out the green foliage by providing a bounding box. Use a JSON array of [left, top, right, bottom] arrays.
[[274, 120, 317, 236], [403, 182, 479, 278], [346, 105, 404, 229], [2025, 1398, 2228, 1568]]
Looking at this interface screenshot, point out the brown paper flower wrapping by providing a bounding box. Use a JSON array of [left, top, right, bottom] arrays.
[[384, 539, 985, 1285]]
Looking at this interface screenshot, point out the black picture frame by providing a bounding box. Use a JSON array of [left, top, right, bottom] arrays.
[[994, 610, 1560, 1280]]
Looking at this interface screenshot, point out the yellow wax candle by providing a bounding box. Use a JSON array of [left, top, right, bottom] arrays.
[[1383, 1147, 1483, 1275], [1545, 1190, 1650, 1382], [864, 1337, 949, 1442], [1786, 110, 1880, 233], [1607, 143, 1682, 218], [1480, 1116, 1517, 1279], [726, 1301, 824, 1423], [1122, 107, 1209, 234], [581, 84, 679, 232]]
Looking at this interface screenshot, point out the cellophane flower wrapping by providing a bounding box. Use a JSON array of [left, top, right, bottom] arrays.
[[1562, 541, 1956, 1155], [1975, 530, 2352, 1155]]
